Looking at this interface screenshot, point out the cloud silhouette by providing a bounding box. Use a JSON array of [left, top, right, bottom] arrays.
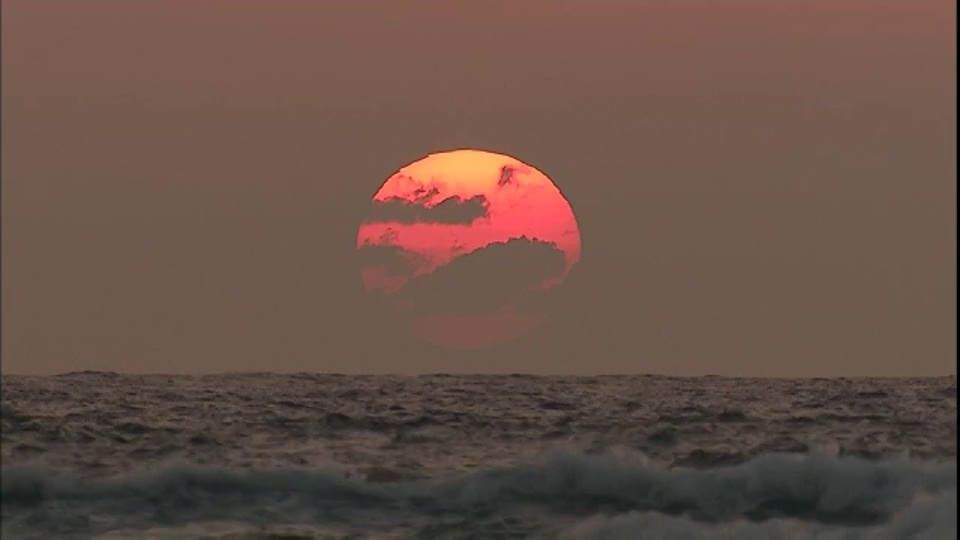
[[394, 237, 567, 314], [497, 166, 516, 187], [357, 244, 424, 277], [364, 192, 489, 225]]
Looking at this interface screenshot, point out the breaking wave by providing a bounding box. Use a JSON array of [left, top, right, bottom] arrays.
[[2, 449, 955, 538], [564, 491, 957, 540]]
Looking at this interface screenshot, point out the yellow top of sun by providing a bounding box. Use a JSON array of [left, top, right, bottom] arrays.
[[377, 149, 544, 200]]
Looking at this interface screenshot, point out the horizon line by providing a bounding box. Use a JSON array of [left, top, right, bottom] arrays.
[[1, 369, 955, 380]]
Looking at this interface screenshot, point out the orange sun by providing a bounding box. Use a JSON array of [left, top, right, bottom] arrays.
[[356, 149, 581, 349]]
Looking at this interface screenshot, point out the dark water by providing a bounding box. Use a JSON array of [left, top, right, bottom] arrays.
[[1, 373, 956, 539]]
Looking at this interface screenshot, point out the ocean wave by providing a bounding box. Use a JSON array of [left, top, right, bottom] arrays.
[[563, 490, 958, 540], [2, 449, 955, 537]]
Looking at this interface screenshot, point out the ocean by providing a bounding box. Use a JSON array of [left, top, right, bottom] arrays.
[[1, 372, 956, 539]]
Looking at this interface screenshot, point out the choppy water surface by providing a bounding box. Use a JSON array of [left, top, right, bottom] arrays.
[[1, 373, 956, 539]]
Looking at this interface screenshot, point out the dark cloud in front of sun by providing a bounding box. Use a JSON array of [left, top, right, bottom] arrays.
[[393, 236, 567, 315], [364, 193, 490, 225], [356, 244, 424, 277], [497, 166, 516, 187]]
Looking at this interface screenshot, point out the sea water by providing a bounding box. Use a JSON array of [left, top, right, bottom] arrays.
[[1, 372, 956, 539]]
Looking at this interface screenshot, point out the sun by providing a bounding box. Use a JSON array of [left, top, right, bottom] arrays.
[[357, 149, 581, 349]]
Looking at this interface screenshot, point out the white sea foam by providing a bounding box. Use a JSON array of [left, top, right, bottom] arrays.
[[1, 373, 955, 537]]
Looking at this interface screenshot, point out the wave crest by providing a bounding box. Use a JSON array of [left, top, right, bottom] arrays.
[[2, 450, 955, 537]]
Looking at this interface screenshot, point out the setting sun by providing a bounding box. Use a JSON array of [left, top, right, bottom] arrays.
[[357, 149, 581, 348]]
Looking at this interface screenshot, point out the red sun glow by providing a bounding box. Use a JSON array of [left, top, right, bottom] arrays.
[[356, 149, 581, 349]]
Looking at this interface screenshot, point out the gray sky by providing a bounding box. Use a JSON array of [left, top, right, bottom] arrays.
[[2, 1, 955, 376]]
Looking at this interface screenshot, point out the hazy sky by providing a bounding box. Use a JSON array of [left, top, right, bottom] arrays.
[[2, 1, 955, 376]]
